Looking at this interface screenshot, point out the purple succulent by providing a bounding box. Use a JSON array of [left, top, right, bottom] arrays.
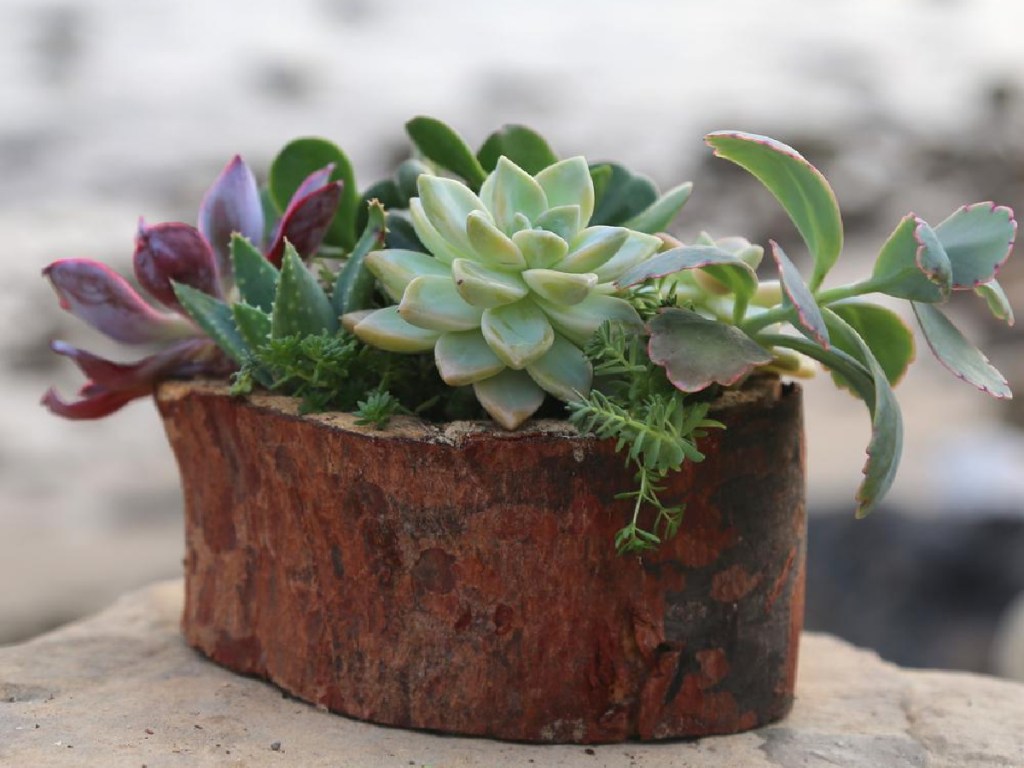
[[43, 155, 343, 419]]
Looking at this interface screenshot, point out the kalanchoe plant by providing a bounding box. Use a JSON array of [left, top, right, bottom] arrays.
[[42, 117, 1017, 555]]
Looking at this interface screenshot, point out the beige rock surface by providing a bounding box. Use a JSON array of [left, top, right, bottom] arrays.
[[1, 582, 1022, 768]]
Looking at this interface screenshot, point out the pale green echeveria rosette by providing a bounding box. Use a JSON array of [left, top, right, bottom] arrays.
[[343, 156, 663, 429]]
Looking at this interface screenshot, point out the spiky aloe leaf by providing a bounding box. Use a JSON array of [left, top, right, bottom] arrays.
[[333, 201, 387, 315], [477, 124, 559, 175], [622, 181, 693, 234], [356, 179, 405, 234], [588, 162, 658, 227], [933, 202, 1016, 288], [648, 308, 772, 392], [172, 282, 249, 364], [231, 234, 279, 313], [912, 301, 1011, 398], [771, 240, 829, 348], [269, 137, 359, 248], [406, 116, 487, 190], [706, 131, 843, 291], [271, 244, 338, 339], [232, 302, 272, 349]]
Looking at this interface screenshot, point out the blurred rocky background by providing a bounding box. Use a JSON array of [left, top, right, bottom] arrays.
[[1, 0, 1022, 679]]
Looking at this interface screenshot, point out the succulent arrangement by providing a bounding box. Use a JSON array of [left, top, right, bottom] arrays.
[[43, 117, 1016, 553]]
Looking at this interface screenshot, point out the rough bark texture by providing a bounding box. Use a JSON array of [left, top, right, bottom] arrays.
[[156, 377, 806, 744]]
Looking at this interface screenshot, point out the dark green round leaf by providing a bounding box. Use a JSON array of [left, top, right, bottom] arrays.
[[828, 302, 914, 386], [477, 125, 558, 175], [406, 116, 486, 189]]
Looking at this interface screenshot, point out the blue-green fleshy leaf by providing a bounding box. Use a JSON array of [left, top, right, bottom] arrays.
[[771, 240, 829, 348], [934, 203, 1016, 289]]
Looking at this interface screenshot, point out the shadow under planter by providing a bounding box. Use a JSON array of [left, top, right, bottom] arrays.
[[155, 377, 806, 744]]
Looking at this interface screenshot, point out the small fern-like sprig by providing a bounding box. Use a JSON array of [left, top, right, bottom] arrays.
[[353, 390, 408, 429]]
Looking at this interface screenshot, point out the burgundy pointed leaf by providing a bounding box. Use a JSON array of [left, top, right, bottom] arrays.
[[198, 155, 265, 282], [289, 163, 335, 206], [41, 385, 140, 420], [134, 220, 222, 311], [49, 338, 224, 392], [43, 258, 194, 344], [266, 180, 343, 265]]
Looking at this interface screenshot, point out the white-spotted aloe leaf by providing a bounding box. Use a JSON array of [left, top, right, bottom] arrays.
[[648, 308, 772, 392], [706, 131, 843, 291], [975, 280, 1015, 325], [232, 303, 272, 350], [771, 240, 829, 348], [406, 116, 487, 190], [912, 301, 1011, 398], [172, 282, 249, 364], [333, 201, 387, 315], [934, 203, 1016, 289], [269, 137, 358, 249], [820, 310, 903, 518], [622, 181, 693, 234], [870, 215, 951, 302], [828, 302, 914, 387], [231, 234, 278, 313], [477, 125, 558, 175], [271, 244, 338, 338]]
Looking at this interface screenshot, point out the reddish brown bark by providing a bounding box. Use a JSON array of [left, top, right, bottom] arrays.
[[157, 376, 805, 743]]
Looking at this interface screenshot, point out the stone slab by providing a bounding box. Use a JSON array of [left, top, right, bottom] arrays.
[[1, 582, 1023, 767]]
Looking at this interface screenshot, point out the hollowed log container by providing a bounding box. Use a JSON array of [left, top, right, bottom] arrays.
[[156, 376, 805, 743]]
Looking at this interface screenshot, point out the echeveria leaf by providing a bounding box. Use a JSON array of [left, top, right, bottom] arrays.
[[434, 330, 505, 386], [333, 201, 387, 315], [472, 368, 546, 429], [621, 181, 693, 234], [535, 157, 595, 227], [399, 274, 483, 332], [706, 131, 843, 291], [417, 175, 486, 257], [366, 248, 450, 303], [513, 228, 568, 270], [526, 333, 593, 402], [479, 157, 548, 234], [477, 124, 559, 175], [933, 203, 1016, 288], [409, 197, 465, 265], [522, 268, 597, 305], [975, 280, 1015, 325], [648, 308, 772, 392], [271, 244, 338, 338], [771, 240, 829, 348], [870, 215, 951, 302], [535, 205, 583, 243], [231, 234, 279, 313], [406, 116, 487, 190], [232, 302, 272, 350], [912, 301, 1011, 398], [821, 310, 904, 518], [451, 258, 529, 308], [588, 162, 658, 227], [828, 302, 915, 386], [269, 137, 358, 248], [535, 292, 642, 347], [559, 226, 629, 273], [172, 282, 249, 363], [347, 306, 440, 353], [481, 299, 555, 369]]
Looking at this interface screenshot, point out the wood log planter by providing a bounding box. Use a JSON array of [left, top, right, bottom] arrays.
[[156, 375, 805, 743]]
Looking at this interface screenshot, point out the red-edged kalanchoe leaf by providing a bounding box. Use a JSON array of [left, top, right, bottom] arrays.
[[43, 259, 195, 344], [770, 240, 829, 348], [648, 307, 773, 392], [41, 337, 230, 420], [933, 202, 1016, 289], [266, 169, 343, 266], [197, 155, 265, 282], [134, 220, 222, 312]]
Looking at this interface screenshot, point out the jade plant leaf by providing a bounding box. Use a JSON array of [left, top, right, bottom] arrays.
[[828, 302, 914, 386], [706, 131, 843, 291], [384, 214, 426, 252], [933, 203, 1016, 288], [477, 124, 558, 175], [333, 201, 387, 315], [272, 244, 338, 338], [232, 302, 272, 349], [588, 163, 658, 227], [771, 240, 829, 348], [269, 137, 359, 249], [231, 234, 279, 313], [912, 301, 1011, 398], [622, 181, 694, 234], [975, 280, 1015, 325], [870, 215, 952, 302], [648, 308, 772, 392], [406, 116, 487, 190], [172, 282, 250, 364]]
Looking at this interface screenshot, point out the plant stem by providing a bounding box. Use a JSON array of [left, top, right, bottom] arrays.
[[741, 278, 880, 335]]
